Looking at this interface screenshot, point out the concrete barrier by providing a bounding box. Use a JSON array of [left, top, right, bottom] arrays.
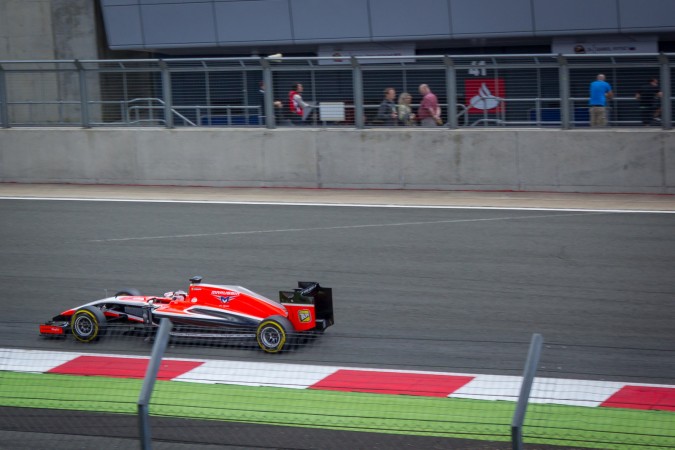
[[1, 128, 673, 194]]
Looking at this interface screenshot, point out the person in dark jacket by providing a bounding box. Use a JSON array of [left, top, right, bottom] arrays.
[[635, 78, 662, 126], [375, 87, 398, 126]]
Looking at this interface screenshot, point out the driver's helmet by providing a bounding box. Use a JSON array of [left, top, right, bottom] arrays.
[[164, 290, 188, 301]]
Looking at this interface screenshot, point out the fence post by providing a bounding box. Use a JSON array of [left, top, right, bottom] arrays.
[[74, 60, 90, 128], [445, 56, 458, 129], [352, 57, 364, 129], [262, 58, 276, 129], [138, 318, 173, 450], [558, 56, 570, 129], [659, 53, 672, 130], [159, 60, 174, 128], [511, 333, 543, 450], [0, 64, 8, 128]]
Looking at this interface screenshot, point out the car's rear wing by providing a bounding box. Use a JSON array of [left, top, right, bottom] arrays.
[[279, 282, 334, 332]]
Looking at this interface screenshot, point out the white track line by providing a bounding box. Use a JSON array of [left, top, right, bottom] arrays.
[[1, 196, 674, 214], [87, 212, 607, 242]]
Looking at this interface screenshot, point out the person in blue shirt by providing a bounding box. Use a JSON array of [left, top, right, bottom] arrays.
[[589, 74, 613, 127]]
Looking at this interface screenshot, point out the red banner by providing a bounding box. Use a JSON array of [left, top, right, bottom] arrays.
[[465, 78, 505, 113]]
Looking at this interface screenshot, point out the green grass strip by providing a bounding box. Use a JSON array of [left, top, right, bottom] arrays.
[[1, 371, 674, 449]]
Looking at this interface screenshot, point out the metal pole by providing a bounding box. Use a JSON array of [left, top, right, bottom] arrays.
[[243, 69, 249, 124], [160, 61, 174, 128], [138, 318, 173, 450], [310, 65, 317, 126], [558, 56, 570, 129], [262, 59, 276, 129], [659, 53, 672, 130], [205, 70, 211, 126], [75, 60, 90, 128], [511, 333, 543, 450], [445, 56, 458, 129], [352, 57, 364, 129], [0, 64, 8, 128]]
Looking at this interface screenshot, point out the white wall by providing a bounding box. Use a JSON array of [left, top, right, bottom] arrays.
[[1, 128, 673, 194]]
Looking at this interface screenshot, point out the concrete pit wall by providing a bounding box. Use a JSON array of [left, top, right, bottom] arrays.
[[0, 128, 673, 194]]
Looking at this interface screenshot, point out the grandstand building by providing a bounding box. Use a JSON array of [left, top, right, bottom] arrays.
[[1, 1, 674, 61]]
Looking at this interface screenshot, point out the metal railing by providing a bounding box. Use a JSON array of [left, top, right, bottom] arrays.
[[0, 54, 672, 130], [126, 98, 195, 126]]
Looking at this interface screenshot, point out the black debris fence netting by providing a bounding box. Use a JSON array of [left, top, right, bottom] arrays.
[[1, 320, 674, 449], [0, 53, 672, 130]]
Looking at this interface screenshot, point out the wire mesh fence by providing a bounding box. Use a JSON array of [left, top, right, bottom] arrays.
[[2, 318, 674, 449], [0, 54, 673, 130]]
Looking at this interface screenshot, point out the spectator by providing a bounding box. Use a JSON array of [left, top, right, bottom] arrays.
[[417, 84, 441, 127], [376, 87, 398, 126], [589, 74, 613, 127], [397, 92, 416, 126], [288, 82, 311, 125], [635, 78, 662, 126]]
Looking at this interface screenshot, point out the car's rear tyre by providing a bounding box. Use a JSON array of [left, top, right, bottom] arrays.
[[115, 289, 141, 297], [71, 306, 107, 343], [256, 316, 293, 353]]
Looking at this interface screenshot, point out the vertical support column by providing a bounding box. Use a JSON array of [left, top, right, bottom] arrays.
[[159, 60, 174, 128], [243, 69, 249, 124], [262, 58, 276, 129], [138, 318, 173, 450], [352, 57, 364, 129], [558, 56, 570, 130], [659, 53, 672, 130], [445, 56, 458, 129], [204, 68, 212, 126], [75, 60, 90, 128], [0, 64, 8, 128], [511, 333, 543, 450]]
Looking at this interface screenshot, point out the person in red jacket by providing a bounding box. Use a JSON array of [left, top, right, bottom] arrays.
[[288, 82, 310, 125]]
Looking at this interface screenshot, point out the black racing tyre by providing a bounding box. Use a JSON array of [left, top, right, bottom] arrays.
[[115, 288, 141, 297], [71, 306, 107, 343], [256, 316, 294, 353]]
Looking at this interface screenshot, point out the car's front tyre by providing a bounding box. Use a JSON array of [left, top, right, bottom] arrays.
[[71, 306, 107, 343]]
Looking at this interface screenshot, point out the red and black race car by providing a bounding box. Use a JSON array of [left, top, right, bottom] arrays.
[[39, 276, 334, 353]]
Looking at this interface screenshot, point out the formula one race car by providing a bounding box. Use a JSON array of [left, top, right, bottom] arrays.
[[39, 276, 334, 353]]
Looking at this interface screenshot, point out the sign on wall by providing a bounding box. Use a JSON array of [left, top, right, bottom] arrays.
[[552, 35, 657, 54], [465, 78, 505, 113], [318, 43, 415, 65]]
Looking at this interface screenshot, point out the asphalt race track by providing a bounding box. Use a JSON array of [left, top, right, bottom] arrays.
[[1, 193, 675, 448], [2, 198, 675, 382]]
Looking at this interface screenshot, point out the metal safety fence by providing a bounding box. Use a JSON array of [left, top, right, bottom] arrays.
[[0, 53, 673, 130], [1, 322, 674, 449]]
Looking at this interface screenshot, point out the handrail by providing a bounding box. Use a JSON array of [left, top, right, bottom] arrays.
[[0, 53, 672, 129], [126, 98, 196, 126]]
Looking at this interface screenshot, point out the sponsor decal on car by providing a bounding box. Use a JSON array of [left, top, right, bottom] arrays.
[[212, 290, 239, 304], [39, 325, 65, 335], [298, 309, 311, 323], [212, 290, 239, 297]]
